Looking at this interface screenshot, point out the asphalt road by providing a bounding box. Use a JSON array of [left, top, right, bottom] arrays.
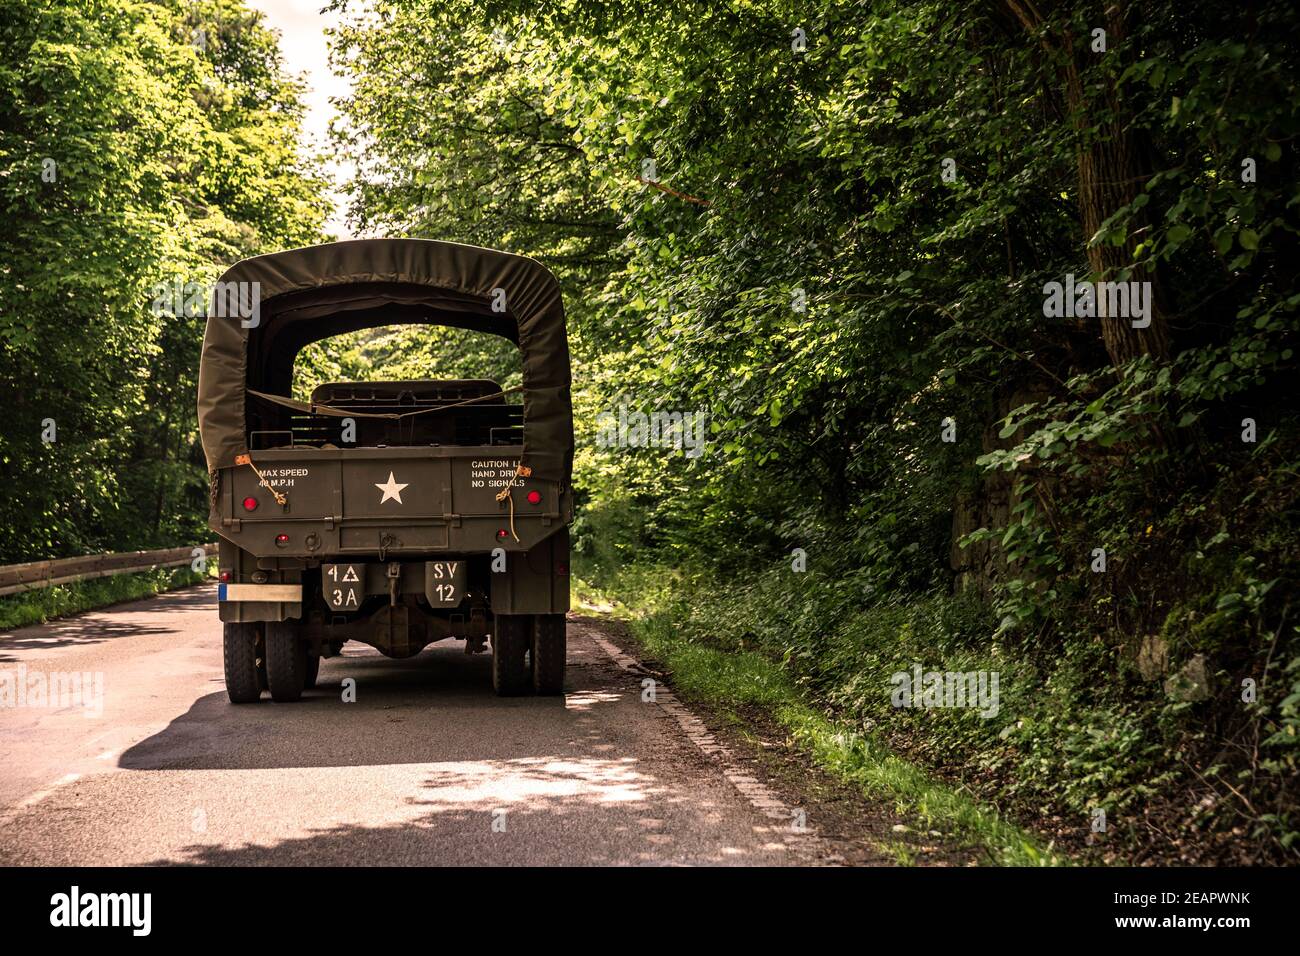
[[0, 584, 822, 865]]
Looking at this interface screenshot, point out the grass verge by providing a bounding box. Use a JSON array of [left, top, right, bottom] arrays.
[[573, 569, 1064, 866], [0, 566, 214, 632]]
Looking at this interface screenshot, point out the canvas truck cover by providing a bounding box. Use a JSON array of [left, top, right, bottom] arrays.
[[197, 238, 573, 485]]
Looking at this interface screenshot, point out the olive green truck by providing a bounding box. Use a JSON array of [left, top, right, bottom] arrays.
[[197, 239, 573, 702]]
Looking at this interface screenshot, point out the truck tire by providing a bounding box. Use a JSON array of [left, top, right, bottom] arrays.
[[256, 625, 269, 691], [491, 614, 530, 696], [304, 652, 320, 690], [223, 622, 262, 703], [531, 614, 566, 695], [265, 621, 307, 702]]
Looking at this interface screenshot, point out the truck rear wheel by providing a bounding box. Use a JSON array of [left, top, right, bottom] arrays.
[[223, 622, 262, 703], [304, 653, 320, 690], [531, 614, 566, 695], [265, 621, 307, 702], [491, 614, 530, 696]]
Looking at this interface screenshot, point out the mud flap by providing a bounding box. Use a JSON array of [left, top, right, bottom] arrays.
[[491, 528, 570, 614]]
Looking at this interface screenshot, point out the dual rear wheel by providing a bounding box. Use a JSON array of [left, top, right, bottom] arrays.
[[223, 621, 318, 704], [492, 613, 566, 697], [225, 613, 565, 702]]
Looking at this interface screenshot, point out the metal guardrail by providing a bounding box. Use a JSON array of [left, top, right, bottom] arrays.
[[0, 543, 219, 598]]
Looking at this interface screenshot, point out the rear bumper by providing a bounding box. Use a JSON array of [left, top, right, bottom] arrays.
[[216, 528, 569, 622], [219, 583, 303, 602]]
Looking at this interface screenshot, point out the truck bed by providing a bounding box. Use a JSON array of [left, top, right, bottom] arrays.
[[219, 445, 565, 558]]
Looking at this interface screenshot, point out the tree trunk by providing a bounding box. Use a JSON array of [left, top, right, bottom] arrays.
[[1003, 0, 1171, 367]]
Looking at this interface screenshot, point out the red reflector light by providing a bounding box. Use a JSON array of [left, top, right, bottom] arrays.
[[526, 490, 542, 505], [496, 529, 509, 539], [242, 496, 258, 512], [219, 570, 232, 582], [275, 534, 290, 545]]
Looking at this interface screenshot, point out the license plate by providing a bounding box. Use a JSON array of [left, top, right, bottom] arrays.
[[426, 560, 466, 607], [323, 563, 364, 610]]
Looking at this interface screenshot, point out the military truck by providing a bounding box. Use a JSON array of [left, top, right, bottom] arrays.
[[197, 239, 574, 702]]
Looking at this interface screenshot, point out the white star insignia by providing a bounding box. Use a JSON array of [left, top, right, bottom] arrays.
[[375, 471, 409, 504]]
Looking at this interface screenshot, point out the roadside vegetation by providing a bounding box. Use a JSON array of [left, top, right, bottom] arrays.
[[574, 566, 1062, 865], [0, 0, 329, 564], [330, 0, 1295, 864], [0, 566, 214, 632]]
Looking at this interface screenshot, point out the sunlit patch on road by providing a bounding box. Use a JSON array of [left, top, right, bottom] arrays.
[[0, 591, 832, 866]]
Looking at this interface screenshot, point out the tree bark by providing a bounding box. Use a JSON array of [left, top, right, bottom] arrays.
[[1002, 0, 1172, 367]]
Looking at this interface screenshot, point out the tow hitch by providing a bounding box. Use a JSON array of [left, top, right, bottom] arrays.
[[387, 561, 401, 606]]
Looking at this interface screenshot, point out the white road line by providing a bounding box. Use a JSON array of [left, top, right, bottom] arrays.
[[8, 772, 81, 815]]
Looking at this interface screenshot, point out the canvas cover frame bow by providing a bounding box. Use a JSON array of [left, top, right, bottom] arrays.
[[197, 238, 573, 486]]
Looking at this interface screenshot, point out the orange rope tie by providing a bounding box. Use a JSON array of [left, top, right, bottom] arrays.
[[235, 453, 288, 506], [495, 463, 532, 542]]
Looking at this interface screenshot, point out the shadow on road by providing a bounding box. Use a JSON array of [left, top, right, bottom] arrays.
[[0, 615, 798, 866], [143, 776, 765, 866], [0, 588, 214, 662], [134, 746, 777, 866], [120, 644, 591, 772], [115, 639, 782, 865]]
